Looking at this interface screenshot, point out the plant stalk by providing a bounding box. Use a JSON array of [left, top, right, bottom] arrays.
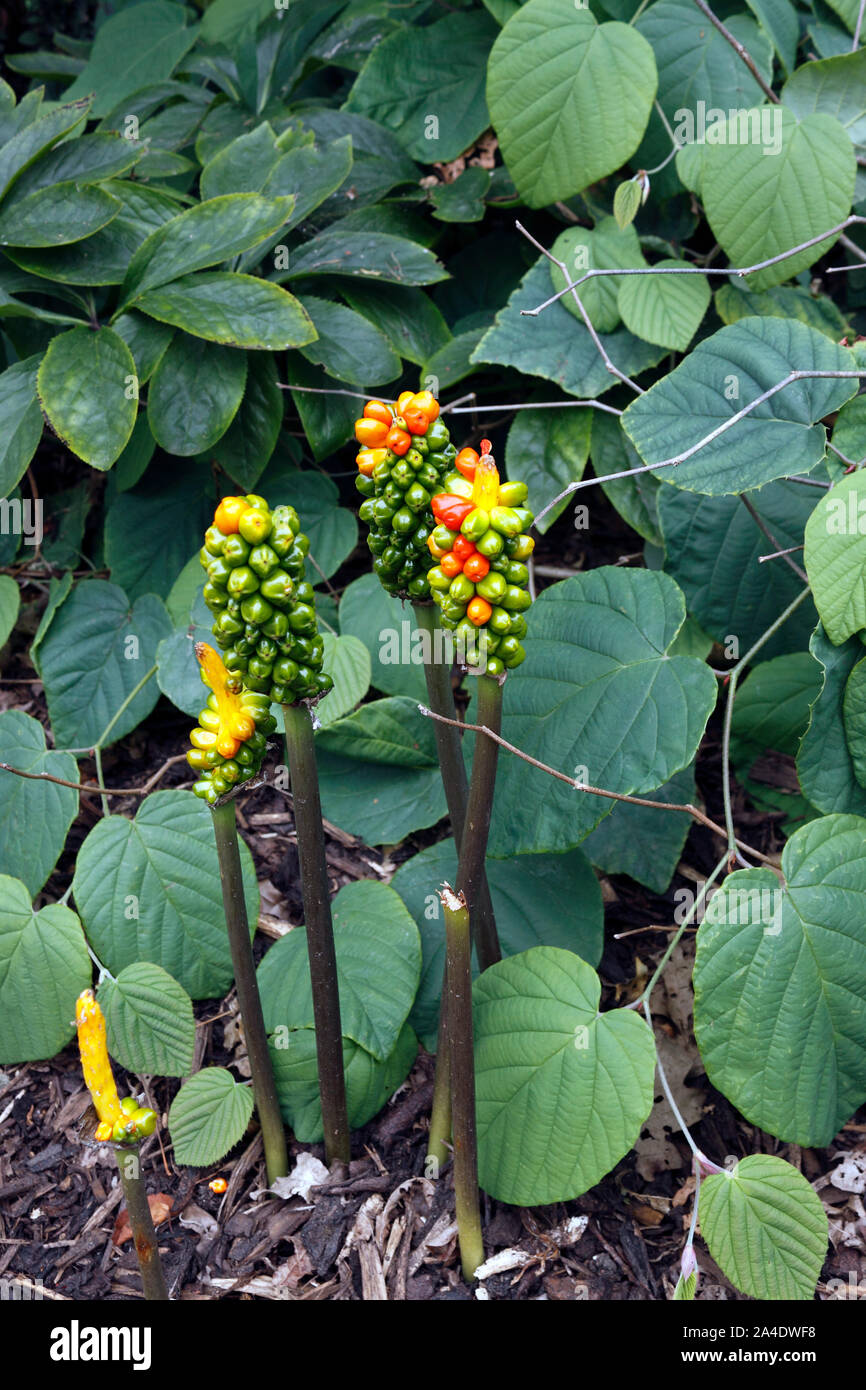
[[115, 1146, 169, 1301], [211, 800, 288, 1183], [413, 603, 499, 1166], [457, 674, 503, 972], [442, 886, 484, 1281], [282, 702, 350, 1166]]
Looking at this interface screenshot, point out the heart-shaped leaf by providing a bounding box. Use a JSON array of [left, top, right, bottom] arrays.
[[474, 946, 656, 1205], [99, 962, 195, 1077], [694, 813, 866, 1144], [0, 876, 91, 1064], [169, 1067, 254, 1166]]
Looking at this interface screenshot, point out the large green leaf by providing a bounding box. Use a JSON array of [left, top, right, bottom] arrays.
[[255, 135, 354, 242], [315, 697, 447, 843], [504, 406, 592, 532], [730, 652, 823, 765], [315, 634, 371, 727], [63, 2, 198, 117], [8, 131, 145, 198], [297, 295, 399, 387], [634, 1, 773, 196], [105, 457, 215, 601], [487, 0, 657, 207], [700, 1156, 827, 1301], [473, 259, 666, 399], [119, 193, 294, 308], [72, 790, 259, 1000], [658, 480, 818, 658], [782, 47, 866, 148], [474, 946, 655, 1204], [842, 655, 866, 787], [0, 182, 120, 248], [99, 961, 194, 1077], [392, 841, 603, 1051], [270, 1023, 417, 1143], [623, 317, 857, 494], [147, 334, 247, 455], [797, 625, 866, 816], [37, 327, 137, 471], [0, 574, 18, 648], [0, 97, 92, 201], [590, 408, 662, 546], [0, 355, 42, 497], [617, 260, 711, 352], [701, 107, 855, 291], [156, 617, 212, 719], [345, 9, 496, 162], [714, 281, 849, 340], [211, 352, 282, 491], [487, 568, 717, 856], [169, 1067, 254, 1166], [258, 880, 419, 1062], [279, 230, 448, 287], [549, 219, 645, 332], [199, 123, 281, 201], [694, 813, 866, 1145], [37, 580, 170, 749], [341, 282, 451, 368], [0, 877, 91, 1065], [581, 763, 696, 896], [135, 272, 316, 351], [804, 472, 866, 645], [0, 710, 78, 897], [337, 574, 427, 702]]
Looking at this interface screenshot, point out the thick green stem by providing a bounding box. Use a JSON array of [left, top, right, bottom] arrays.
[[427, 956, 451, 1172], [413, 603, 499, 1164], [442, 886, 484, 1281], [211, 800, 288, 1184], [115, 1146, 169, 1301], [457, 674, 503, 972], [282, 702, 350, 1167]]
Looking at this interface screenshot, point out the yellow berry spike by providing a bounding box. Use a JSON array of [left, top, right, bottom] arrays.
[[471, 439, 501, 512], [75, 990, 123, 1133], [195, 642, 256, 745]]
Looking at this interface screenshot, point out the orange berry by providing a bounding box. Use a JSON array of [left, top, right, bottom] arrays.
[[411, 390, 439, 422], [209, 1178, 228, 1194], [396, 390, 415, 414], [363, 400, 393, 426], [355, 418, 389, 447], [214, 496, 250, 534], [386, 425, 412, 456], [440, 552, 464, 578], [452, 535, 476, 561], [467, 596, 492, 626], [455, 447, 479, 480], [463, 553, 490, 582]]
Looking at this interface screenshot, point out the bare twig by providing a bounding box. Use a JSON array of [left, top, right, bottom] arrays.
[[418, 706, 775, 866], [446, 398, 622, 417], [0, 751, 188, 798], [738, 494, 808, 582], [532, 367, 866, 529], [692, 0, 779, 103], [515, 220, 646, 394]]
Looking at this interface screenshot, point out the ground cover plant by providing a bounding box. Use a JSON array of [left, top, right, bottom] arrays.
[[1, 0, 866, 1305]]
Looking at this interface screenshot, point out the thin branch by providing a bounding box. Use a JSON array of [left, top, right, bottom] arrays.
[[445, 398, 622, 417], [278, 383, 390, 402], [0, 752, 188, 798], [532, 368, 866, 529], [692, 0, 779, 102], [418, 705, 775, 866], [758, 543, 804, 565], [515, 220, 645, 395], [523, 216, 866, 317], [839, 232, 866, 265], [738, 494, 808, 582], [854, 0, 866, 48]]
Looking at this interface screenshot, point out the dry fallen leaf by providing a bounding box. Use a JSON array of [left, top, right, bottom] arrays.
[[112, 1193, 172, 1245]]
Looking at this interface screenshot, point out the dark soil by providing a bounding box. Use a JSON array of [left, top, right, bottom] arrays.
[[2, 456, 864, 1303]]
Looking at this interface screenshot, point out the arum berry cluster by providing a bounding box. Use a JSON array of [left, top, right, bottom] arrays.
[[354, 390, 457, 599], [427, 440, 534, 676], [202, 493, 333, 706]]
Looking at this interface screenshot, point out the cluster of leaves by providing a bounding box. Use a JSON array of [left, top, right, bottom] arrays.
[[2, 0, 866, 1300]]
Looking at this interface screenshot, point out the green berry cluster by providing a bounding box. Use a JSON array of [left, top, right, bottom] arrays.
[[354, 404, 457, 599], [201, 493, 334, 706]]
